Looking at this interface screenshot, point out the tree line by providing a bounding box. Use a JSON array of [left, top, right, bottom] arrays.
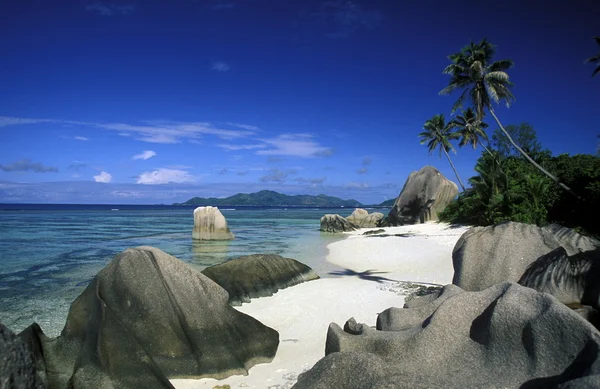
[[419, 38, 600, 236]]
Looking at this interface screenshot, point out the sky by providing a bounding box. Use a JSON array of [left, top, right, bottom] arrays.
[[1, 0, 598, 204]]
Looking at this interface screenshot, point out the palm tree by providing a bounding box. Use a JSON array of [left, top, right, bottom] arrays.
[[440, 38, 578, 198], [419, 114, 466, 191], [449, 108, 492, 156], [585, 37, 600, 77]]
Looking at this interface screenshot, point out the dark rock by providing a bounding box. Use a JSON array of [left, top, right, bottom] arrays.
[[295, 283, 600, 389], [0, 323, 44, 389], [362, 229, 385, 236], [386, 166, 458, 225], [320, 214, 358, 233], [346, 208, 384, 228], [452, 222, 562, 291], [20, 246, 279, 389], [202, 254, 319, 306], [519, 247, 600, 309]]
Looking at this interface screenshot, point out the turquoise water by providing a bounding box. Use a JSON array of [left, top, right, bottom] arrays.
[[0, 205, 380, 336]]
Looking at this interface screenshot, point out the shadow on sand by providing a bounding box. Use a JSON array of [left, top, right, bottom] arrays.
[[328, 268, 398, 283]]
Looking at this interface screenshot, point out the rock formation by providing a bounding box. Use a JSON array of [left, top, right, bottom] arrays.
[[192, 206, 235, 240], [202, 254, 320, 306], [0, 323, 44, 389], [320, 214, 358, 233], [386, 165, 458, 225], [519, 247, 600, 310], [346, 208, 384, 228], [293, 283, 600, 388], [452, 222, 562, 291], [453, 222, 600, 292], [20, 246, 278, 389]]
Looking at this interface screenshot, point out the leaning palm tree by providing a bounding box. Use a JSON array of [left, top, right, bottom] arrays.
[[440, 38, 578, 197], [585, 36, 600, 77], [419, 114, 466, 191], [449, 107, 492, 156]]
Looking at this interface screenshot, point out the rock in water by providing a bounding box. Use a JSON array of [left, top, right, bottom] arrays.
[[192, 206, 235, 240], [202, 254, 320, 306], [0, 323, 44, 389], [452, 222, 562, 291], [387, 165, 458, 225], [345, 208, 384, 228], [21, 246, 279, 389], [320, 214, 358, 233], [294, 283, 600, 388]]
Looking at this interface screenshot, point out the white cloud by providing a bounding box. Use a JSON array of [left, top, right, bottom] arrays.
[[345, 182, 370, 189], [94, 171, 112, 183], [217, 143, 266, 151], [225, 122, 260, 131], [0, 116, 53, 127], [74, 136, 89, 141], [132, 150, 156, 160], [86, 3, 135, 16], [212, 61, 231, 72], [0, 116, 258, 144], [256, 134, 334, 158], [137, 168, 195, 185]]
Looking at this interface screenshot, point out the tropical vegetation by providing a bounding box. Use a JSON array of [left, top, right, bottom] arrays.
[[586, 36, 600, 77], [417, 38, 600, 236], [418, 114, 465, 191]]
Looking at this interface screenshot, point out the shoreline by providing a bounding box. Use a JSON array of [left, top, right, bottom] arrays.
[[172, 222, 469, 389]]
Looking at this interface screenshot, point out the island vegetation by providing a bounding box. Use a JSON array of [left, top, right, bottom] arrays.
[[419, 38, 600, 236], [174, 189, 366, 207]]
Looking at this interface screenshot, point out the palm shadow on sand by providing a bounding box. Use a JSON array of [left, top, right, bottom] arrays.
[[328, 269, 398, 283]]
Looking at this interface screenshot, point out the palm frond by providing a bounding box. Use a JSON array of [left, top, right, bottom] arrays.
[[488, 59, 514, 72]]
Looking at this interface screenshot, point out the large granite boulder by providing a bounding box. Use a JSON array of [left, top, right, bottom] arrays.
[[192, 206, 235, 240], [294, 282, 600, 388], [320, 214, 357, 233], [519, 247, 600, 309], [202, 254, 320, 306], [20, 246, 278, 389], [346, 208, 384, 228], [542, 224, 600, 255], [453, 222, 600, 292], [0, 323, 44, 389], [452, 222, 563, 291], [387, 165, 458, 225]]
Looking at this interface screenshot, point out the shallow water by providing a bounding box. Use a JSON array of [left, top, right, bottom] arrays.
[[0, 205, 378, 336]]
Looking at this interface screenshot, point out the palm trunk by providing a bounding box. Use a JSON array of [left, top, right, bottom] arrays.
[[442, 147, 466, 191], [487, 106, 580, 199]]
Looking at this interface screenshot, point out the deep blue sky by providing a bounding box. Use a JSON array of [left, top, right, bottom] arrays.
[[1, 0, 598, 204]]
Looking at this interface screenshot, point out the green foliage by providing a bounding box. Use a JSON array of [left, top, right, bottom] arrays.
[[439, 149, 600, 236], [491, 123, 544, 157]]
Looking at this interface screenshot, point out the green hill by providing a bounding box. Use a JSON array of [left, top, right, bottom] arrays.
[[377, 198, 396, 207], [174, 190, 364, 207]]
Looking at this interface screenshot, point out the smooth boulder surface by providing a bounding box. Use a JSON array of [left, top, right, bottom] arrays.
[[21, 246, 279, 389], [519, 247, 600, 309], [192, 206, 235, 240], [452, 222, 563, 291], [320, 214, 358, 233], [294, 282, 600, 389], [542, 224, 600, 255], [387, 165, 458, 225], [0, 323, 44, 389], [202, 254, 320, 306], [345, 208, 384, 228]]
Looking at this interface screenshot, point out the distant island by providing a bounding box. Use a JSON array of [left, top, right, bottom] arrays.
[[174, 190, 376, 207]]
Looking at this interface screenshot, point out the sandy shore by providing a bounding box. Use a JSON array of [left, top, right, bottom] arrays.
[[172, 222, 470, 389]]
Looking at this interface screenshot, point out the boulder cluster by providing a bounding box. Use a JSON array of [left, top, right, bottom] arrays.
[[320, 208, 384, 233], [295, 221, 600, 388], [2, 247, 318, 388]]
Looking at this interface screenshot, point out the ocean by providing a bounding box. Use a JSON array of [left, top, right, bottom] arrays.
[[0, 204, 387, 337]]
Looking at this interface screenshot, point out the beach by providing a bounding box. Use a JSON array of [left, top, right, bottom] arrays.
[[172, 222, 469, 389]]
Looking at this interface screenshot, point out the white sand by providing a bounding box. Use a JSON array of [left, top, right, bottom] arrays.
[[172, 222, 470, 389]]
